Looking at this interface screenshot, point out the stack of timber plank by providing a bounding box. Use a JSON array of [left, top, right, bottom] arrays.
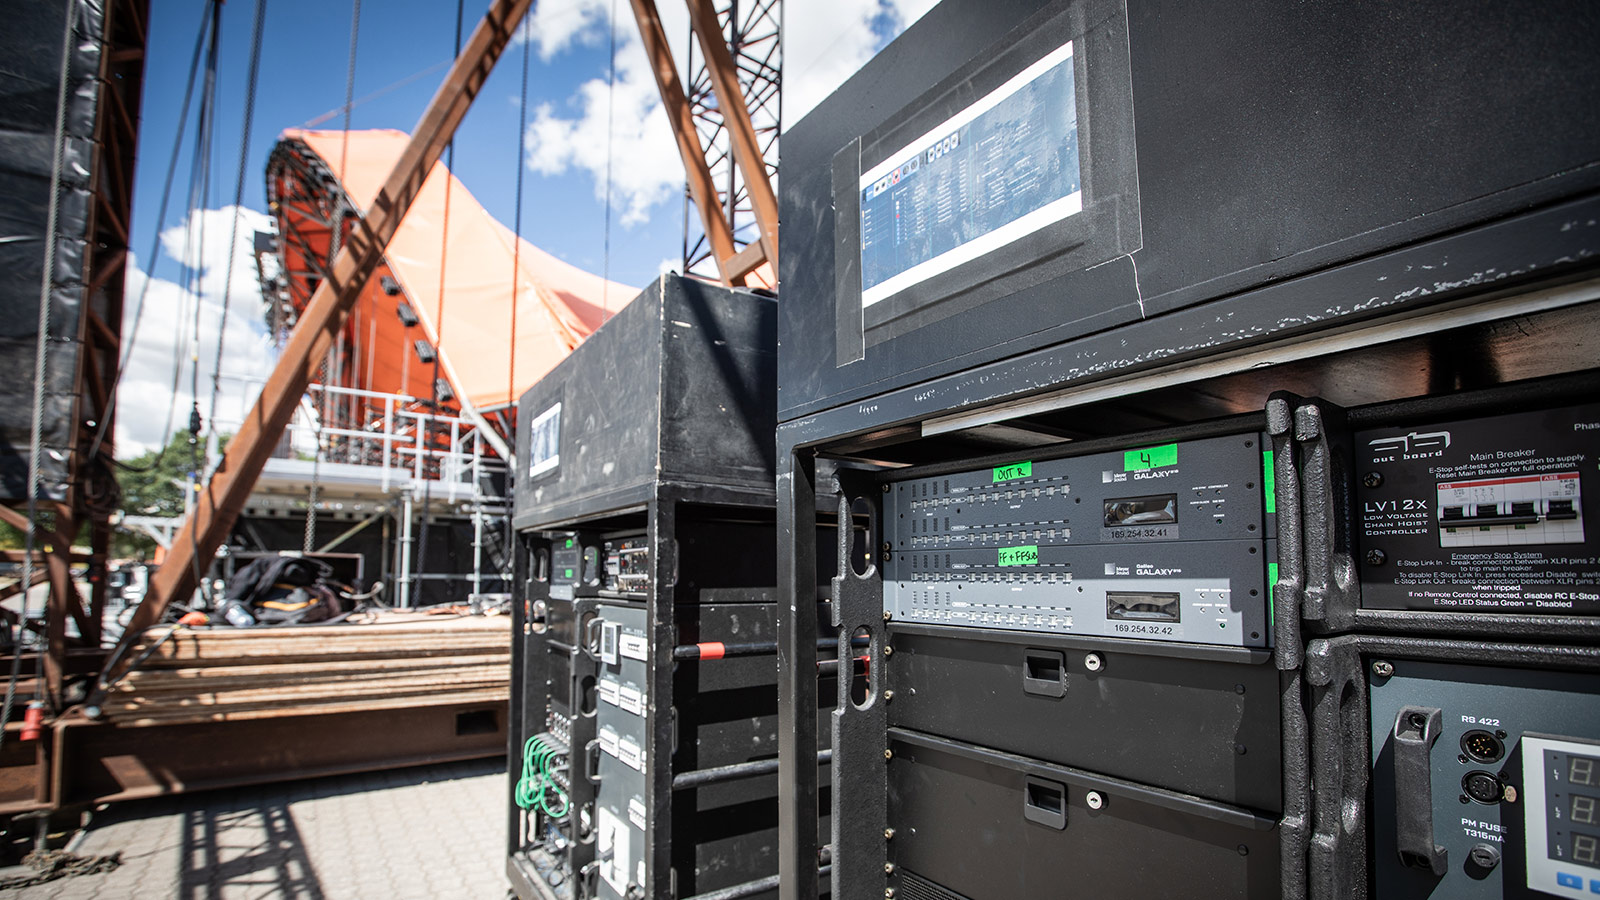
[[105, 612, 510, 727]]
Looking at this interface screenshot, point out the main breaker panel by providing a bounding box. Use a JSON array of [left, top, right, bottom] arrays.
[[1369, 658, 1600, 899], [882, 433, 1274, 647], [1355, 403, 1600, 615]]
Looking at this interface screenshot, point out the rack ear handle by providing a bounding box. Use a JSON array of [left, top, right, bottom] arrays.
[[585, 739, 603, 785], [1390, 705, 1448, 876], [582, 617, 604, 660]]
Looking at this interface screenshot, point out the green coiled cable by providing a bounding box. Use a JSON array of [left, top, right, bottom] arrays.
[[515, 735, 570, 818]]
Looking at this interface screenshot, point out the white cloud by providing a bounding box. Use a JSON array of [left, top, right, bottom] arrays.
[[786, 1, 883, 121], [116, 206, 279, 456], [524, 23, 686, 227], [522, 0, 612, 60], [522, 0, 937, 231], [786, 0, 940, 119]]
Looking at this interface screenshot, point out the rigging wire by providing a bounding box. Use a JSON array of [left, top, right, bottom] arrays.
[[0, 0, 78, 741], [435, 0, 464, 398], [206, 0, 270, 457], [196, 0, 267, 612], [186, 0, 224, 453], [299, 59, 450, 129], [339, 0, 361, 195], [89, 2, 216, 471], [340, 0, 363, 435], [505, 11, 532, 572], [415, 0, 466, 606], [184, 0, 227, 607], [305, 0, 362, 553], [303, 368, 324, 552], [509, 11, 530, 409], [601, 0, 619, 315], [305, 0, 363, 552]]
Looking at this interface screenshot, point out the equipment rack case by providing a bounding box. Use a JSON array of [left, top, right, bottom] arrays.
[[773, 1, 1600, 899], [509, 274, 805, 900]]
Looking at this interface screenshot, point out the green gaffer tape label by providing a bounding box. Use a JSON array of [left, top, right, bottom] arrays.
[[1267, 562, 1279, 628], [993, 461, 1033, 482], [1263, 449, 1277, 514], [1123, 443, 1178, 472], [998, 545, 1039, 566]]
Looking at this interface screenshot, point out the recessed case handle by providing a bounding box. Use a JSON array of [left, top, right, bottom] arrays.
[[1022, 649, 1067, 698], [1023, 775, 1068, 830]]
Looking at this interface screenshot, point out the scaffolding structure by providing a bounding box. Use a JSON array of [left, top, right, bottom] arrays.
[[681, 0, 782, 283], [217, 381, 511, 609]]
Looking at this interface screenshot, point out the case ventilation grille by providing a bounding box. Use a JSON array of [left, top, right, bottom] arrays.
[[900, 870, 973, 900]]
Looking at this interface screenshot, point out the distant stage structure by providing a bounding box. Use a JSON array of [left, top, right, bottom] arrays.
[[229, 129, 637, 607]]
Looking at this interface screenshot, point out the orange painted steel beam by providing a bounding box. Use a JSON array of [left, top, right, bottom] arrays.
[[725, 240, 767, 282], [92, 0, 537, 702], [0, 504, 30, 533], [43, 504, 78, 710], [683, 0, 780, 273], [628, 0, 747, 285]]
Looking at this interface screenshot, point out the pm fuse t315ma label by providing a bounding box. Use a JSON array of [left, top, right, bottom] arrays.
[[1354, 403, 1600, 614]]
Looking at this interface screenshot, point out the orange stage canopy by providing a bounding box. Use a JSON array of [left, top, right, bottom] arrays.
[[278, 128, 635, 412]]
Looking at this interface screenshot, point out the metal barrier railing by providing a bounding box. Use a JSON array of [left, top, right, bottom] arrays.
[[215, 382, 507, 503], [209, 381, 512, 607]]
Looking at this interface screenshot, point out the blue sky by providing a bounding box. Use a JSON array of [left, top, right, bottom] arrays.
[[117, 0, 937, 452], [133, 0, 674, 285]]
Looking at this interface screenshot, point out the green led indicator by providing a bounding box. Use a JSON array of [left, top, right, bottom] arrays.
[[998, 545, 1039, 567], [1267, 562, 1279, 629], [993, 461, 1033, 483], [1123, 443, 1178, 472], [1263, 450, 1277, 515], [565, 538, 574, 548], [564, 568, 573, 579]]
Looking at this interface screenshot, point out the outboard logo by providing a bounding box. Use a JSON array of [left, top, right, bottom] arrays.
[[1368, 430, 1451, 463]]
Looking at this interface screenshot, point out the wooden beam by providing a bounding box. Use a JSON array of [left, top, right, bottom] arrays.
[[93, 0, 538, 701], [628, 0, 744, 285], [684, 0, 780, 271]]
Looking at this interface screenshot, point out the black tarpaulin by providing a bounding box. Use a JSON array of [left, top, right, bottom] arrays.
[[0, 0, 104, 502]]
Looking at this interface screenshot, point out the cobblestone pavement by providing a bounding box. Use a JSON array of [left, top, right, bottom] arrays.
[[1, 758, 510, 900]]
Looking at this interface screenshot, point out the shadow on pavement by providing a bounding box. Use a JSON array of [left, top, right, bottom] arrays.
[[179, 800, 323, 900]]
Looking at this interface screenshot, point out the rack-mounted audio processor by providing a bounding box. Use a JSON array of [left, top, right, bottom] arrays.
[[883, 432, 1275, 647]]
